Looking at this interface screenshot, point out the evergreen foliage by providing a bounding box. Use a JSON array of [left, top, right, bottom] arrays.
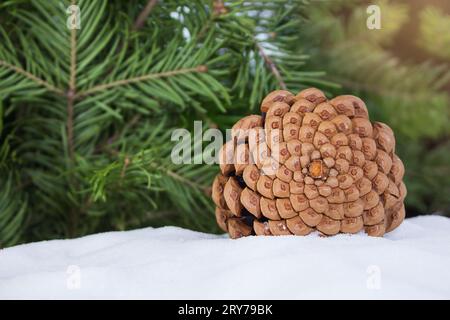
[[0, 0, 449, 247], [0, 0, 324, 246]]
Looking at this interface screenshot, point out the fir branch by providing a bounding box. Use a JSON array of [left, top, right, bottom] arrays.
[[256, 41, 286, 90], [0, 60, 64, 95], [133, 0, 158, 30], [75, 65, 208, 98]]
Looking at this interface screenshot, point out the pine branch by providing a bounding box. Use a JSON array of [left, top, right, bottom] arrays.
[[0, 60, 64, 95], [133, 0, 158, 30], [75, 65, 208, 98], [256, 41, 287, 90]]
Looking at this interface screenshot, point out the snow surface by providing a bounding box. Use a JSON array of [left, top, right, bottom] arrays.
[[1, 216, 450, 299]]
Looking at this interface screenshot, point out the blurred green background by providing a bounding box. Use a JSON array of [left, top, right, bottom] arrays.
[[0, 0, 449, 247], [299, 0, 450, 217]]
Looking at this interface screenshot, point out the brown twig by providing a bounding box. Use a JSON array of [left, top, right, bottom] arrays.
[[94, 114, 142, 157], [66, 91, 75, 159], [67, 0, 78, 238], [67, 8, 78, 161], [75, 65, 207, 98], [256, 42, 287, 90], [133, 0, 158, 30], [109, 115, 141, 147], [0, 60, 65, 95], [120, 156, 131, 178]]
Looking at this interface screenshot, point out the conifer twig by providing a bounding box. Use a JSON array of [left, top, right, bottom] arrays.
[[256, 42, 287, 90], [165, 169, 210, 194], [120, 156, 131, 178], [197, 0, 227, 40], [115, 157, 210, 193], [133, 0, 158, 30], [0, 60, 65, 95], [67, 0, 79, 238], [67, 1, 78, 161], [151, 163, 210, 194], [100, 148, 210, 193], [108, 115, 141, 147], [76, 65, 208, 98]]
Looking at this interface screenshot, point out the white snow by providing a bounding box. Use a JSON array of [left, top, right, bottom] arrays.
[[1, 216, 450, 299]]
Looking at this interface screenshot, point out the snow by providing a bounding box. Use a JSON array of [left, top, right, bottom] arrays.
[[1, 216, 450, 299]]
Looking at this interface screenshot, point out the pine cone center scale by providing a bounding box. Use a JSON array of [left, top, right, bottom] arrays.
[[212, 88, 406, 239]]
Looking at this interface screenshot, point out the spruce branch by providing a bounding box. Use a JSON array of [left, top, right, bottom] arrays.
[[0, 60, 65, 95], [133, 0, 158, 30], [75, 65, 208, 98], [256, 41, 287, 90]]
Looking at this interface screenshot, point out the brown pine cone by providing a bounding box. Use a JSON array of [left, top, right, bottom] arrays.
[[212, 88, 406, 239]]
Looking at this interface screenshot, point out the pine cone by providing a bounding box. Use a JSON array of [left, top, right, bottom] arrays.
[[212, 88, 406, 239]]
